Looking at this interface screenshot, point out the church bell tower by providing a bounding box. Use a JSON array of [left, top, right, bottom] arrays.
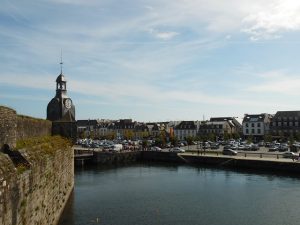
[[47, 58, 77, 141], [47, 73, 75, 122]]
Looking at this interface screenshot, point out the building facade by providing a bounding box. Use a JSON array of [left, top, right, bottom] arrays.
[[198, 120, 234, 139], [270, 111, 300, 138], [242, 113, 272, 140], [174, 121, 198, 140]]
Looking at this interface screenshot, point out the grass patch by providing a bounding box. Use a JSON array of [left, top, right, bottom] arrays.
[[16, 136, 71, 156]]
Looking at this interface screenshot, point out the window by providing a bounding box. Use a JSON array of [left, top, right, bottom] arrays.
[[296, 122, 299, 126], [278, 122, 282, 126], [252, 129, 255, 133], [257, 129, 261, 134], [284, 122, 287, 126], [246, 129, 249, 134], [257, 123, 261, 127], [289, 122, 293, 126], [246, 123, 249, 127], [251, 123, 254, 127]]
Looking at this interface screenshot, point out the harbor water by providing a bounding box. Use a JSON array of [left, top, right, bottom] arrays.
[[58, 164, 300, 225]]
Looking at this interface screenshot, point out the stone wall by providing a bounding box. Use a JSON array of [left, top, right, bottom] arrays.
[[0, 106, 52, 150], [0, 138, 74, 225], [0, 106, 17, 149], [17, 115, 51, 141]]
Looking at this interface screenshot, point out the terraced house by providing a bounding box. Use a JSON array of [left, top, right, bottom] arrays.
[[270, 111, 300, 138], [242, 113, 272, 140], [198, 120, 235, 139], [174, 121, 199, 140]]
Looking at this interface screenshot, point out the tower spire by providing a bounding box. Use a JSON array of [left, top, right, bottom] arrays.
[[60, 49, 63, 74]]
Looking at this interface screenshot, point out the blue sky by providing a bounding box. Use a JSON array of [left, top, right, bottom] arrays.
[[1, 0, 300, 121]]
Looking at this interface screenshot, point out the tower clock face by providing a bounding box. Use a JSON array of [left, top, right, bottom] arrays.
[[64, 98, 72, 109]]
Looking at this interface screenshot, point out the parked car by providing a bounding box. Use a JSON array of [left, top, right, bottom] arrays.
[[282, 152, 298, 159], [278, 144, 289, 152], [238, 145, 247, 150], [210, 144, 219, 149], [222, 149, 238, 156], [151, 146, 162, 152], [223, 145, 232, 150], [170, 147, 185, 153], [268, 145, 278, 152], [250, 144, 259, 151]]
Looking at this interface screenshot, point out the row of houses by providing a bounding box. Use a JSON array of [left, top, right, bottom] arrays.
[[77, 119, 169, 140], [242, 111, 300, 140], [76, 111, 300, 141]]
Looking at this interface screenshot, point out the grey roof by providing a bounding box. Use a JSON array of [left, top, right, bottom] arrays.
[[77, 120, 98, 127], [56, 74, 67, 82], [175, 121, 197, 130], [273, 111, 300, 119], [210, 117, 242, 128], [242, 114, 270, 123]]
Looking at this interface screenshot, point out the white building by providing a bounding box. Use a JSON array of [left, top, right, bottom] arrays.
[[174, 121, 199, 140], [242, 113, 272, 139]]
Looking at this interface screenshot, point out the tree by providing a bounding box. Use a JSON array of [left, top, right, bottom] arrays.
[[296, 132, 300, 142], [124, 130, 134, 140], [185, 136, 194, 145], [264, 134, 272, 143], [89, 130, 95, 140], [289, 135, 295, 146], [223, 131, 230, 141], [142, 140, 148, 150], [232, 132, 240, 140], [170, 136, 178, 147], [207, 133, 216, 142], [246, 135, 253, 144]]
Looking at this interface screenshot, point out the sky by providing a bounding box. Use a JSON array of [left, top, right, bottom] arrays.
[[1, 0, 300, 122]]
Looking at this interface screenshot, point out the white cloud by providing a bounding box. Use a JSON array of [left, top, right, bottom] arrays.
[[241, 0, 300, 40], [154, 31, 179, 40], [246, 70, 300, 95], [147, 28, 179, 40]]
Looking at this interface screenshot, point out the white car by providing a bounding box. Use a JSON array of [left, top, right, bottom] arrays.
[[151, 146, 162, 151], [282, 152, 298, 159], [170, 147, 185, 153]]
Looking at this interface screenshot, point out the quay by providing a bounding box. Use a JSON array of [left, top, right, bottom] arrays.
[[73, 147, 300, 173]]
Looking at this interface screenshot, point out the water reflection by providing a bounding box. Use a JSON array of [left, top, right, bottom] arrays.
[[59, 164, 300, 225]]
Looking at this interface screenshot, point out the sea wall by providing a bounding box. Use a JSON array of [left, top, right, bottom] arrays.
[[139, 151, 185, 163], [0, 137, 74, 225], [92, 151, 139, 165], [181, 155, 300, 173]]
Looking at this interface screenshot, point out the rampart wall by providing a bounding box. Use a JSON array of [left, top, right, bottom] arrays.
[[0, 137, 74, 225], [0, 106, 73, 225], [0, 106, 52, 149], [0, 106, 17, 148]]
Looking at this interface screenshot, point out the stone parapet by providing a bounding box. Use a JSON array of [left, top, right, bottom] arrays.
[[0, 136, 74, 225], [0, 106, 17, 149]]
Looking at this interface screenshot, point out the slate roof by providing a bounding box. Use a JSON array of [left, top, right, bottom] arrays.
[[77, 120, 98, 127], [273, 111, 300, 120], [242, 114, 270, 123], [174, 121, 197, 130]]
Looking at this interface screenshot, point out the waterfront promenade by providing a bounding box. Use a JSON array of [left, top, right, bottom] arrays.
[[74, 144, 298, 161], [73, 145, 300, 174]]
